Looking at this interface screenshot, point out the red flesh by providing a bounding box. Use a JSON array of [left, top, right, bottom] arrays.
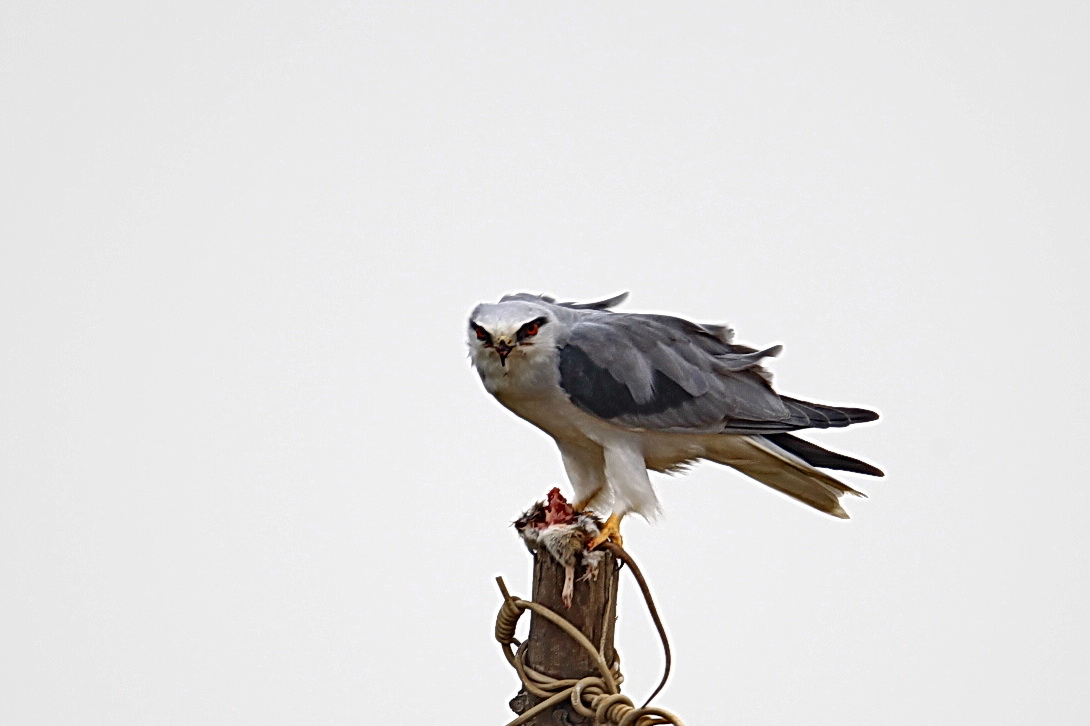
[[543, 487, 575, 527]]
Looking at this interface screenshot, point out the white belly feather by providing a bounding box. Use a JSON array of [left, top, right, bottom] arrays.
[[476, 349, 716, 518]]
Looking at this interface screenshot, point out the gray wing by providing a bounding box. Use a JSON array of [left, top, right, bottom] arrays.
[[556, 292, 630, 310], [557, 313, 878, 434], [500, 291, 629, 311]]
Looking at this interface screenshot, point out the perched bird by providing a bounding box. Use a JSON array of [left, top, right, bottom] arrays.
[[467, 292, 883, 548]]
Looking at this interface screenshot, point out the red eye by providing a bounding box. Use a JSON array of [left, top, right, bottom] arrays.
[[474, 326, 488, 340], [523, 322, 539, 337]]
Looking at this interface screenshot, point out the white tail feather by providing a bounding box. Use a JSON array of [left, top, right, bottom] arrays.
[[704, 435, 864, 518]]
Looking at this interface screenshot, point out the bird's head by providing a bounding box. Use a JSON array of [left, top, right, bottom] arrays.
[[467, 300, 559, 371]]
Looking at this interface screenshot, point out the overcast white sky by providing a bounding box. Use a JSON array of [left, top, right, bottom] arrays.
[[1, 2, 1087, 724]]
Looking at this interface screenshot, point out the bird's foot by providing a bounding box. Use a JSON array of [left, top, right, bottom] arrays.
[[587, 513, 623, 550]]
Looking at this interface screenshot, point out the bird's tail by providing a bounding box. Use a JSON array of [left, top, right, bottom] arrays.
[[704, 435, 880, 518]]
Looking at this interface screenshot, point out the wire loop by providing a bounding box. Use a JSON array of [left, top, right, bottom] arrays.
[[495, 576, 685, 726]]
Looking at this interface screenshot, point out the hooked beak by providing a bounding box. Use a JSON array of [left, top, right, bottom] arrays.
[[495, 340, 514, 366]]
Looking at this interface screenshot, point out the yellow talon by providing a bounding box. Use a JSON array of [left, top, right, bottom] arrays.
[[588, 513, 623, 550]]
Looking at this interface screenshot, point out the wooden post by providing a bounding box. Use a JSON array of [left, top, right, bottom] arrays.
[[509, 548, 620, 725]]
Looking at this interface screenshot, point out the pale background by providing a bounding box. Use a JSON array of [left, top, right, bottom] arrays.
[[1, 2, 1087, 724]]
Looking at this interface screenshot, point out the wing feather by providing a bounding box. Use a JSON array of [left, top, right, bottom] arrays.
[[558, 313, 877, 434]]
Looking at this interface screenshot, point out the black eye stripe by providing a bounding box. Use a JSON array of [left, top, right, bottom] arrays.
[[517, 317, 548, 339], [470, 322, 492, 342]]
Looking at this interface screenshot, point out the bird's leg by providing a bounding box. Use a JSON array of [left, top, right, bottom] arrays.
[[572, 487, 602, 513], [588, 513, 623, 550]]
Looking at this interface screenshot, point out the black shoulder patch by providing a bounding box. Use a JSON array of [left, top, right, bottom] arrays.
[[558, 343, 692, 419]]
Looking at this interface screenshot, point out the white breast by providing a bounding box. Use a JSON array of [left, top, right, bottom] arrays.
[[473, 343, 712, 471], [474, 346, 599, 444]]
